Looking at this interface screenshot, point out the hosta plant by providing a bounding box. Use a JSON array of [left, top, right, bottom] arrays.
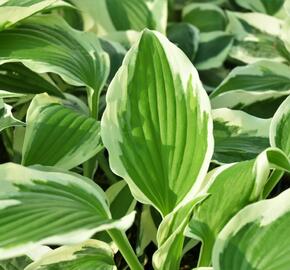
[[0, 0, 290, 269]]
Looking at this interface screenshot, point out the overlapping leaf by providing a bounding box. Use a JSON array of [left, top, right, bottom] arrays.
[[235, 0, 284, 15], [22, 94, 102, 169], [101, 29, 213, 216]]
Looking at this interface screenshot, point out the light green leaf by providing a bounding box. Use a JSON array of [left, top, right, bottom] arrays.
[[0, 15, 109, 118], [69, 0, 168, 34], [167, 23, 199, 62], [0, 0, 71, 30], [153, 195, 207, 270], [210, 60, 290, 118], [213, 188, 290, 270], [0, 163, 135, 260], [234, 0, 284, 15], [213, 108, 271, 163], [186, 148, 290, 266], [182, 3, 227, 32], [270, 95, 290, 156], [22, 94, 102, 169], [25, 240, 116, 270], [195, 31, 233, 70], [227, 11, 289, 64], [101, 29, 213, 216], [0, 99, 24, 132], [0, 63, 63, 98]]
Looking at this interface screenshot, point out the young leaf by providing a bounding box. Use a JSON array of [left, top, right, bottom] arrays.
[[210, 60, 290, 118], [25, 240, 116, 270], [0, 15, 109, 118], [186, 148, 290, 266], [195, 31, 233, 70], [213, 108, 271, 163], [22, 94, 102, 169], [182, 3, 227, 32], [0, 163, 135, 260], [0, 99, 24, 132], [0, 0, 70, 30], [213, 188, 290, 270], [101, 29, 213, 216]]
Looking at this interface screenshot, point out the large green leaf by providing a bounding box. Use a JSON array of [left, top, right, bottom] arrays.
[[270, 95, 290, 156], [0, 63, 63, 98], [22, 94, 102, 169], [0, 15, 109, 118], [213, 108, 271, 163], [234, 0, 284, 15], [25, 240, 116, 270], [182, 3, 227, 32], [0, 0, 70, 30], [101, 29, 213, 216], [210, 61, 290, 118], [186, 148, 290, 266], [69, 0, 167, 34], [0, 163, 135, 260], [195, 31, 233, 70], [0, 99, 24, 132], [212, 188, 290, 270]]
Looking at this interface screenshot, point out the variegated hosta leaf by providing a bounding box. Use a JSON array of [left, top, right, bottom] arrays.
[[182, 3, 227, 32], [235, 0, 284, 15], [195, 31, 233, 70], [25, 240, 116, 270], [167, 23, 200, 63], [0, 256, 32, 270], [0, 99, 24, 132], [213, 188, 290, 270], [101, 29, 213, 216], [186, 148, 290, 266], [0, 0, 70, 30], [210, 60, 290, 118], [22, 94, 102, 169], [0, 163, 135, 260], [270, 95, 290, 156], [213, 108, 271, 163], [69, 0, 168, 34], [227, 11, 289, 64], [152, 195, 207, 270], [0, 63, 63, 98], [0, 15, 109, 118]]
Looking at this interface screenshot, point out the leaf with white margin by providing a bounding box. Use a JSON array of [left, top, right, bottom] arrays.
[[25, 240, 116, 270], [22, 94, 102, 169], [68, 0, 167, 35], [211, 61, 290, 118], [0, 63, 63, 98], [101, 29, 213, 216], [0, 0, 71, 30], [0, 99, 24, 132], [0, 163, 135, 260], [227, 11, 290, 64], [0, 15, 109, 118], [153, 195, 207, 270], [182, 3, 227, 32], [270, 95, 290, 156], [235, 0, 284, 15], [213, 108, 271, 163], [213, 188, 290, 270], [186, 148, 290, 266], [195, 31, 233, 70]]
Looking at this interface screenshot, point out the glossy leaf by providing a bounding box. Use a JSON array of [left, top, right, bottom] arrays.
[[211, 61, 290, 118], [213, 188, 290, 270], [22, 94, 102, 169], [25, 240, 116, 270], [0, 163, 135, 260], [101, 29, 213, 216], [182, 3, 227, 32], [213, 108, 271, 163]]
